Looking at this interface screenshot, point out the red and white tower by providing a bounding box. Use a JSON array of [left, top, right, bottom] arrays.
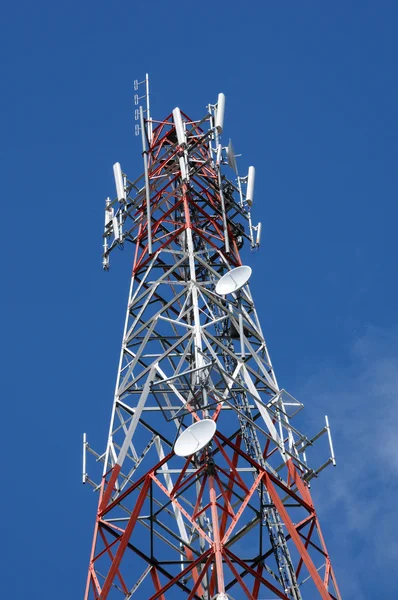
[[83, 76, 341, 600]]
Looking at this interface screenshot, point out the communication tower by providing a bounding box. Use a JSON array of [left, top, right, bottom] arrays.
[[83, 75, 341, 600]]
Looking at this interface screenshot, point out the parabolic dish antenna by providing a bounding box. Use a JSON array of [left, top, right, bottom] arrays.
[[174, 419, 217, 457], [215, 265, 252, 295]]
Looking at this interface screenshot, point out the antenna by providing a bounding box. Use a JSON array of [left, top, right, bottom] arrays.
[[216, 143, 222, 165], [227, 139, 238, 174], [113, 162, 126, 202], [133, 74, 153, 143], [173, 107, 188, 181], [139, 106, 153, 255], [174, 420, 217, 457], [145, 73, 153, 144], [246, 166, 255, 206], [215, 93, 225, 133], [215, 141, 230, 252], [215, 265, 252, 295], [172, 107, 186, 146], [104, 197, 113, 227], [256, 222, 262, 246], [112, 215, 120, 241]]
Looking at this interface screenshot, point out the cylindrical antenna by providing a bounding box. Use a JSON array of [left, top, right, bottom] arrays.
[[172, 107, 186, 146], [113, 162, 126, 202], [325, 415, 336, 466], [215, 93, 225, 133], [256, 222, 262, 246], [246, 166, 255, 206]]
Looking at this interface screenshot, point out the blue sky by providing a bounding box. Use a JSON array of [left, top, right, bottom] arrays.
[[1, 1, 397, 598]]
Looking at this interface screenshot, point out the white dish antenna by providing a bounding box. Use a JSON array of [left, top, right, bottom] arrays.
[[215, 265, 252, 295], [172, 107, 186, 146], [227, 139, 238, 174], [113, 162, 126, 202], [215, 93, 225, 134], [174, 419, 217, 457], [246, 166, 255, 206]]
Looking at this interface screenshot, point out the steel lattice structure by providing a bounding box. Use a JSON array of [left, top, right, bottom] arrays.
[[83, 78, 341, 600]]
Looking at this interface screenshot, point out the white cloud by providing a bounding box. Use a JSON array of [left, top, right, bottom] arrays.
[[296, 326, 398, 596]]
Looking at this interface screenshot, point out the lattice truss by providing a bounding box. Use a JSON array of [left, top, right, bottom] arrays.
[[83, 93, 341, 600]]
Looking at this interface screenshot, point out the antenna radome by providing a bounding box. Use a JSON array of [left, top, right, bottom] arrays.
[[215, 93, 226, 133], [174, 420, 217, 457], [246, 165, 255, 206], [172, 107, 186, 146], [215, 265, 252, 295], [113, 162, 125, 202]]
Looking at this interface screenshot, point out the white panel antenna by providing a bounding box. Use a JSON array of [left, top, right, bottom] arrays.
[[112, 216, 120, 240], [174, 420, 217, 457], [215, 93, 225, 133], [172, 107, 186, 146], [216, 144, 222, 165], [215, 265, 252, 295], [227, 139, 238, 174], [104, 198, 114, 227], [246, 166, 255, 206], [113, 162, 126, 202]]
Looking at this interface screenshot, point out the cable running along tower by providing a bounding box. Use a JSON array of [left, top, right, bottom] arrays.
[[83, 77, 341, 600]]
